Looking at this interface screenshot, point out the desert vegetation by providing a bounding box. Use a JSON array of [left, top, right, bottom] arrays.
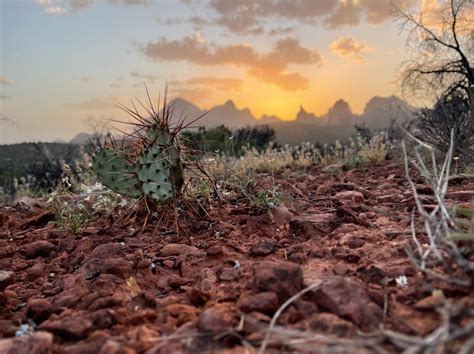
[[1, 0, 473, 353]]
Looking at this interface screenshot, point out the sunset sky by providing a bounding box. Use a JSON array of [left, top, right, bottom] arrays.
[[0, 0, 443, 143]]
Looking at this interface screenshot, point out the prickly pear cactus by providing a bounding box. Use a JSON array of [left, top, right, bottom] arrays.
[[91, 148, 142, 198], [137, 128, 184, 202], [91, 129, 184, 203]]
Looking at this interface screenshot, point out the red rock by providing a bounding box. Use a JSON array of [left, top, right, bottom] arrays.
[[200, 268, 218, 294], [168, 275, 193, 289], [414, 295, 444, 311], [26, 298, 53, 323], [308, 247, 325, 258], [206, 245, 223, 256], [102, 258, 132, 278], [39, 315, 93, 340], [253, 261, 304, 303], [197, 305, 235, 333], [269, 205, 292, 226], [333, 262, 350, 276], [0, 246, 14, 258], [335, 191, 364, 203], [82, 226, 100, 235], [0, 270, 14, 291], [307, 312, 356, 337], [81, 258, 132, 278], [288, 252, 306, 264], [311, 276, 383, 331], [21, 241, 56, 259], [26, 262, 47, 281], [89, 309, 118, 329], [160, 244, 203, 257], [289, 213, 337, 238], [345, 236, 365, 249], [249, 242, 277, 256], [448, 190, 474, 201], [218, 268, 239, 281], [91, 242, 123, 258], [100, 339, 137, 354], [166, 304, 199, 326], [377, 194, 402, 203], [238, 292, 279, 315], [0, 331, 53, 353], [0, 320, 17, 337]]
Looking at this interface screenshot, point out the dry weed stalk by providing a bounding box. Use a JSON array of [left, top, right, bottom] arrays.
[[402, 130, 473, 287]]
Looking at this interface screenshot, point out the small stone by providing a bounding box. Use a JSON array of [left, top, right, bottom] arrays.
[[21, 241, 56, 259], [333, 262, 349, 275], [335, 191, 364, 204], [250, 242, 277, 256], [27, 263, 47, 281], [311, 276, 383, 331], [289, 214, 337, 239], [160, 244, 203, 257], [0, 331, 53, 353], [91, 242, 123, 258], [308, 247, 325, 258], [198, 305, 235, 333], [218, 268, 239, 281], [163, 260, 175, 268], [166, 304, 199, 326], [0, 270, 14, 291], [27, 298, 53, 323], [269, 205, 292, 227], [308, 313, 356, 337], [206, 245, 223, 256], [448, 190, 474, 201], [377, 194, 402, 203], [39, 315, 93, 340], [253, 261, 304, 303], [288, 252, 306, 264], [238, 292, 279, 315], [345, 236, 365, 249]]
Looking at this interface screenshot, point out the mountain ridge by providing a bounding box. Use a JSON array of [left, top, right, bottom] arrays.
[[71, 95, 416, 145]]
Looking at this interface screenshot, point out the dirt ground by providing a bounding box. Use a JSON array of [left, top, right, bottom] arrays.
[[1, 161, 473, 353]]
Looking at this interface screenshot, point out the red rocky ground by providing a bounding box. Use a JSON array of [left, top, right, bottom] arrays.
[[0, 161, 473, 353]]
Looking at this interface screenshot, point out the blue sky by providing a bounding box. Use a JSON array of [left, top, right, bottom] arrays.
[[0, 0, 444, 143]]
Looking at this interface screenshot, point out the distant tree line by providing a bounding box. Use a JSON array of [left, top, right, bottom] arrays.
[[182, 124, 277, 156]]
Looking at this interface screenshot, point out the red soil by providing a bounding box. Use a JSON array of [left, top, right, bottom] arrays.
[[0, 161, 473, 353]]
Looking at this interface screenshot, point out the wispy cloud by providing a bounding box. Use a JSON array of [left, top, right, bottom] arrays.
[[0, 76, 13, 85], [180, 0, 417, 34], [329, 36, 375, 63], [170, 76, 244, 92], [139, 35, 322, 90], [66, 97, 117, 110], [35, 0, 150, 15]]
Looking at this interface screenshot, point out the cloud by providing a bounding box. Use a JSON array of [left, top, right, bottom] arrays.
[[35, 0, 150, 15], [66, 97, 117, 110], [268, 26, 295, 36], [129, 72, 159, 84], [45, 6, 68, 15], [171, 76, 244, 91], [77, 75, 94, 83], [70, 0, 94, 10], [182, 0, 418, 33], [139, 35, 321, 90], [106, 0, 151, 5], [329, 36, 375, 63], [0, 76, 13, 85], [324, 1, 362, 28]]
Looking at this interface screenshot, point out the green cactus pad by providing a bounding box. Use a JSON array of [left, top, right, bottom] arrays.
[[136, 132, 184, 202], [92, 149, 142, 198]]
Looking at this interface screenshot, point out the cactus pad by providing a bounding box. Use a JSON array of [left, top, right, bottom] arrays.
[[92, 149, 142, 198]]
